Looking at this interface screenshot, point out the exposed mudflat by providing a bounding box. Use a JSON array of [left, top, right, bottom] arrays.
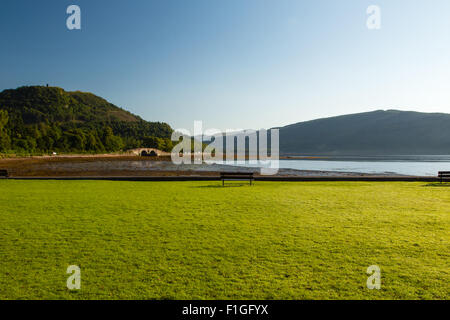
[[0, 155, 388, 177]]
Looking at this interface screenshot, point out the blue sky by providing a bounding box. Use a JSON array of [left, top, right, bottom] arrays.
[[1, 0, 450, 130]]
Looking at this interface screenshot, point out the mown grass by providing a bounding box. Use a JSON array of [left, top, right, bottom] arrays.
[[0, 180, 448, 300]]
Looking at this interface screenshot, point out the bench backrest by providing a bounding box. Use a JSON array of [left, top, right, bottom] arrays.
[[438, 171, 450, 177], [220, 172, 254, 178]]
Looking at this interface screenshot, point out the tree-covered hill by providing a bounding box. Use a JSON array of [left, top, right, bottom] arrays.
[[0, 86, 173, 154]]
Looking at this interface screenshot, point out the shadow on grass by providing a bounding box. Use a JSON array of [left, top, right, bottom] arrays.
[[423, 182, 450, 187], [192, 183, 253, 188]]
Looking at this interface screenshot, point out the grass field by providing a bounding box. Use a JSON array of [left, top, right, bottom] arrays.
[[0, 180, 448, 300]]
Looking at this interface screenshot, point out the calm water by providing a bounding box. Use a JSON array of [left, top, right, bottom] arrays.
[[212, 155, 450, 176]]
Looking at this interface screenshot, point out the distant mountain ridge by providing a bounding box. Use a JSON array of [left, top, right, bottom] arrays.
[[0, 86, 173, 154], [278, 110, 450, 155]]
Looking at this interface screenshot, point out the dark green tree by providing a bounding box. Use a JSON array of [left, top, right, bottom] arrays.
[[0, 110, 10, 151]]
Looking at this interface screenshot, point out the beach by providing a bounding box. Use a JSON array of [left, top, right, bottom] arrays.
[[0, 155, 399, 178]]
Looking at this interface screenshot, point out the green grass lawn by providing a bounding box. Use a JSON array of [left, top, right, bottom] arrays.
[[0, 180, 448, 300]]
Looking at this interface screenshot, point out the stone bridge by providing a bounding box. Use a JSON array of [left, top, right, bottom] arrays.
[[127, 148, 170, 157]]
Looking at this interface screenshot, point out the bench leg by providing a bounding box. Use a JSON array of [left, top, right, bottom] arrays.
[[222, 179, 224, 187]]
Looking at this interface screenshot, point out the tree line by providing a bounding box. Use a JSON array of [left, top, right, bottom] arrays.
[[0, 109, 173, 154]]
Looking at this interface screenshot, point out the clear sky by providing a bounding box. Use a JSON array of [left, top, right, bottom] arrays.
[[1, 0, 450, 131]]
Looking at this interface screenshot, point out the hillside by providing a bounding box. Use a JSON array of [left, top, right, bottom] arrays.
[[0, 86, 173, 154], [279, 110, 450, 155]]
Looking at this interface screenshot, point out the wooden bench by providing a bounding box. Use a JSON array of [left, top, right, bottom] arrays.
[[220, 172, 254, 186], [438, 171, 450, 183], [0, 169, 9, 178]]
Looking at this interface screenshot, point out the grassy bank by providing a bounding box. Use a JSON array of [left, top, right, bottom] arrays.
[[0, 180, 448, 299]]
